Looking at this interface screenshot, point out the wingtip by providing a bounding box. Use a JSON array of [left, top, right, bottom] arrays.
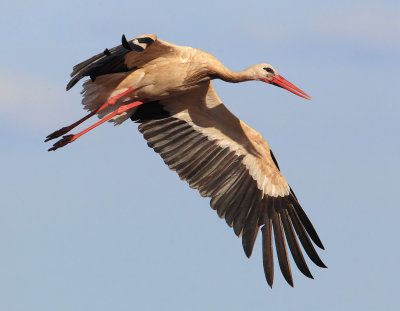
[[66, 79, 76, 91], [312, 234, 325, 250], [121, 34, 132, 50], [303, 268, 314, 279], [302, 267, 314, 279], [284, 274, 294, 287], [244, 247, 252, 258]]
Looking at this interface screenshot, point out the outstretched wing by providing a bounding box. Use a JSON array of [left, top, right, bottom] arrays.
[[67, 33, 177, 91], [130, 81, 326, 287]]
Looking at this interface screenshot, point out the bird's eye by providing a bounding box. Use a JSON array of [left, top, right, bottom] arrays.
[[263, 67, 273, 73]]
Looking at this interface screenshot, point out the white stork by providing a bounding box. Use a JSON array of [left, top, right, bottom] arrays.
[[46, 34, 326, 287]]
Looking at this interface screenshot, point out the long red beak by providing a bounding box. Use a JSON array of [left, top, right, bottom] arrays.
[[263, 75, 311, 100]]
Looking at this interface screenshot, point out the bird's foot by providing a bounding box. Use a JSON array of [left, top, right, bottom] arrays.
[[48, 134, 76, 151], [44, 88, 136, 142], [44, 110, 96, 142], [46, 100, 145, 152], [45, 125, 76, 142]]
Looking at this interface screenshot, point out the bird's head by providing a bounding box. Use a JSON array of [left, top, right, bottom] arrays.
[[253, 64, 311, 100]]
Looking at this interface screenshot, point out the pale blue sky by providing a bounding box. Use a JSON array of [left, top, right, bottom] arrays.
[[1, 1, 399, 310]]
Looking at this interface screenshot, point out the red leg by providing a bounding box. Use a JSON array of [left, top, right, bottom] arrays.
[[45, 88, 136, 142], [48, 100, 145, 151]]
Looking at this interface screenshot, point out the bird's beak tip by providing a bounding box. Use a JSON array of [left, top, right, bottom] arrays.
[[264, 76, 311, 100]]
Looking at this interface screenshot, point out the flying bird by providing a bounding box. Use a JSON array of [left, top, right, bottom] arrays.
[[46, 34, 326, 287]]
